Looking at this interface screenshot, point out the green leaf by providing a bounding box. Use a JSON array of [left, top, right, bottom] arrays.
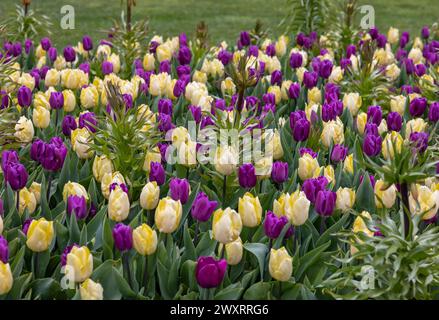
[[215, 283, 243, 300], [294, 241, 331, 281], [243, 281, 271, 300], [92, 260, 122, 300], [243, 243, 269, 280], [355, 173, 376, 214]]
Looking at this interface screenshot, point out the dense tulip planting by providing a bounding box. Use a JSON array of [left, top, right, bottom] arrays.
[[0, 20, 438, 300]]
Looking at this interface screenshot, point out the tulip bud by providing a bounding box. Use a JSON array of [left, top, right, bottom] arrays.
[[149, 162, 165, 186], [4, 162, 28, 191], [66, 246, 93, 283], [382, 131, 403, 160], [18, 187, 37, 215], [32, 105, 50, 129], [80, 279, 103, 300], [315, 190, 337, 217], [224, 237, 243, 265], [0, 236, 8, 263], [112, 223, 133, 252], [212, 207, 242, 244], [133, 223, 158, 256], [67, 195, 88, 220], [238, 193, 262, 227], [298, 153, 319, 181], [92, 155, 114, 183], [195, 256, 227, 289], [0, 262, 13, 295], [169, 178, 191, 204], [269, 247, 292, 282], [26, 218, 54, 252], [191, 191, 217, 222], [336, 187, 355, 213], [140, 182, 160, 210], [238, 163, 257, 189], [409, 184, 439, 220], [374, 180, 397, 209], [71, 128, 93, 159], [15, 116, 34, 143], [284, 190, 310, 226], [155, 197, 182, 233], [264, 211, 290, 239], [108, 185, 130, 222], [271, 161, 288, 184], [214, 146, 238, 176]]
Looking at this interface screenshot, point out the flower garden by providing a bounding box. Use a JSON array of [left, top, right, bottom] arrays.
[[0, 0, 438, 300]]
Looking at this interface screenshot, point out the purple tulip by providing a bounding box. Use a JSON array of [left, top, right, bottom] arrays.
[[303, 71, 318, 89], [404, 58, 416, 75], [22, 218, 33, 235], [318, 59, 333, 79], [387, 112, 402, 132], [49, 92, 64, 110], [61, 244, 78, 266], [429, 102, 439, 122], [67, 195, 88, 220], [169, 178, 190, 204], [238, 163, 257, 189], [191, 192, 218, 222], [264, 211, 290, 239], [63, 46, 76, 62], [122, 94, 133, 110], [248, 45, 259, 58], [24, 39, 33, 55], [271, 161, 288, 184], [266, 44, 276, 57], [102, 61, 113, 75], [1, 90, 9, 109], [82, 35, 93, 51], [159, 60, 171, 74], [363, 134, 382, 157], [62, 115, 77, 136], [4, 162, 28, 190], [288, 83, 300, 100], [302, 176, 329, 204], [79, 111, 97, 132], [400, 32, 409, 48], [322, 103, 337, 122], [409, 97, 427, 117], [315, 190, 337, 217], [422, 26, 430, 39], [331, 144, 348, 162], [157, 113, 174, 132], [179, 33, 188, 47], [270, 70, 282, 86], [158, 98, 173, 116], [218, 49, 232, 65], [239, 31, 251, 47], [0, 236, 9, 264], [48, 47, 57, 62], [292, 118, 310, 142], [376, 34, 387, 48], [410, 132, 429, 153], [415, 64, 427, 77], [367, 105, 382, 126], [112, 223, 133, 252], [289, 52, 303, 69], [149, 162, 165, 186], [195, 256, 227, 289], [346, 44, 356, 58], [200, 116, 215, 129], [1, 150, 19, 173], [178, 46, 192, 65], [17, 86, 32, 107], [364, 123, 379, 137], [40, 137, 68, 171], [188, 105, 202, 123], [41, 37, 52, 51], [30, 139, 45, 162]]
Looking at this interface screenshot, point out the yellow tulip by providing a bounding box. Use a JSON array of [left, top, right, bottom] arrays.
[[32, 105, 50, 129], [140, 182, 160, 210], [238, 193, 262, 227], [0, 262, 13, 295], [409, 184, 439, 220], [298, 153, 319, 181], [80, 279, 104, 300], [29, 182, 41, 204], [284, 190, 310, 226], [66, 246, 93, 283], [133, 224, 158, 256], [155, 197, 182, 233], [212, 207, 242, 244], [269, 247, 292, 282], [374, 180, 397, 209], [92, 155, 114, 183], [108, 185, 130, 222], [63, 181, 89, 202], [224, 237, 243, 266], [26, 218, 54, 252], [15, 116, 34, 143], [18, 187, 37, 215]]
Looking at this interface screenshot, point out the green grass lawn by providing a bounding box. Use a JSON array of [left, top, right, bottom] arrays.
[[0, 0, 438, 47]]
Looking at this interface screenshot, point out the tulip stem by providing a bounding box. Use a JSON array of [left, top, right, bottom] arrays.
[[400, 182, 410, 238], [143, 255, 148, 290], [194, 221, 199, 245], [33, 252, 39, 278], [46, 171, 52, 204], [320, 216, 326, 234], [123, 252, 133, 288], [222, 175, 227, 202], [147, 209, 154, 226], [16, 190, 20, 211]]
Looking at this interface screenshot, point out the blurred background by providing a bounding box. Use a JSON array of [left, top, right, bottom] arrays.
[[0, 0, 438, 46]]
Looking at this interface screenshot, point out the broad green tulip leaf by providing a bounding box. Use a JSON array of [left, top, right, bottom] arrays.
[[243, 281, 271, 300], [243, 243, 269, 280]]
